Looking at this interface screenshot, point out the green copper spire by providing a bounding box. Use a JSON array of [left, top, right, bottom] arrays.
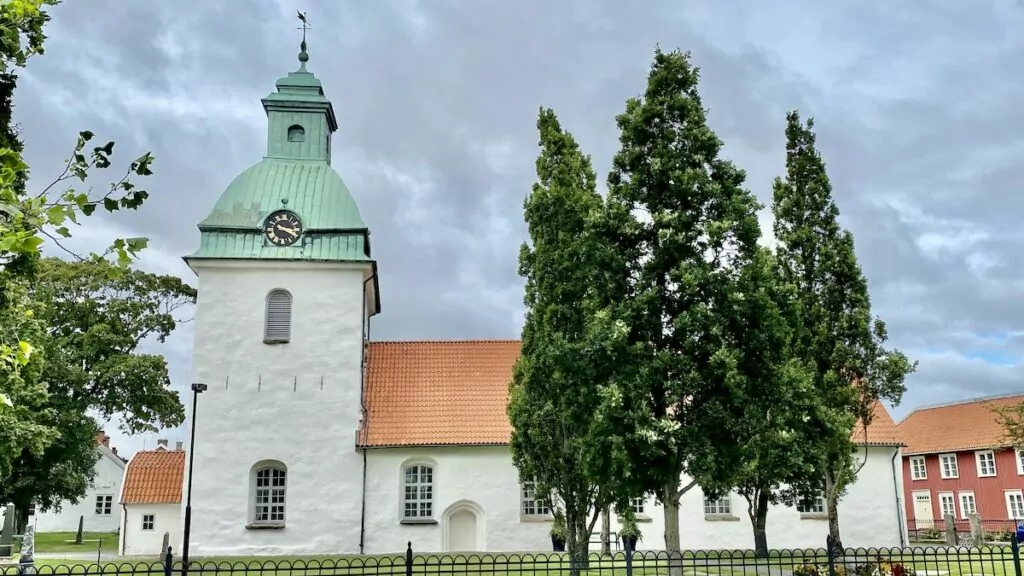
[[185, 15, 371, 265]]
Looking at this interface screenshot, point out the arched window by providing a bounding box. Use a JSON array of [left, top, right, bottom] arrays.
[[287, 124, 305, 142], [402, 462, 434, 520], [264, 289, 292, 344], [250, 461, 287, 527]]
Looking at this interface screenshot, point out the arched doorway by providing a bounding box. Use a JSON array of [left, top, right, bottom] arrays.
[[443, 501, 485, 552]]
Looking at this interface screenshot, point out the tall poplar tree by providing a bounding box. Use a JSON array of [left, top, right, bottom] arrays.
[[771, 111, 916, 551], [509, 108, 626, 568], [604, 48, 763, 555]]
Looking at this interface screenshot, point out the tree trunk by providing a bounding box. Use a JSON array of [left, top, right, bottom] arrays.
[[600, 505, 611, 555], [751, 491, 770, 558], [13, 496, 30, 535], [662, 483, 683, 576], [825, 467, 844, 553]]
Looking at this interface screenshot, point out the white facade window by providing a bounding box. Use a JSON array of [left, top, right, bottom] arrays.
[[1006, 491, 1024, 520], [253, 465, 287, 524], [94, 495, 112, 515], [797, 491, 826, 514], [939, 453, 959, 478], [976, 450, 997, 477], [958, 491, 977, 519], [939, 492, 956, 519], [704, 495, 732, 515], [264, 289, 292, 343], [910, 456, 927, 480], [403, 464, 434, 519], [1016, 449, 1024, 476], [520, 479, 550, 516], [141, 514, 154, 531], [630, 497, 645, 515]]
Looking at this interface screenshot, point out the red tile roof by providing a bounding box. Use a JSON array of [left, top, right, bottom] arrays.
[[120, 449, 186, 504], [359, 340, 904, 449], [896, 393, 1024, 456]]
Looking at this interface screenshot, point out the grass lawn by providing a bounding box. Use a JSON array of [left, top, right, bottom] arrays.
[[4, 547, 1020, 576], [9, 531, 119, 555]]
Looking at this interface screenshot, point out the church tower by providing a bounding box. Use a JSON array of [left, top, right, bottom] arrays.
[[181, 37, 380, 556]]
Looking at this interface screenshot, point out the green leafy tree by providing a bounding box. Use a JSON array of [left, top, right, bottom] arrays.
[[603, 48, 763, 556], [703, 246, 820, 556], [1, 256, 192, 528], [509, 108, 630, 568], [991, 401, 1024, 448], [771, 111, 916, 551]]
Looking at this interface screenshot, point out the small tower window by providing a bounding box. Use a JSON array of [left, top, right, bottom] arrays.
[[287, 125, 305, 142], [264, 289, 292, 344]]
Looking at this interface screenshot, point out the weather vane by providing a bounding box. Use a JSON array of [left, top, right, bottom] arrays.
[[297, 11, 310, 45]]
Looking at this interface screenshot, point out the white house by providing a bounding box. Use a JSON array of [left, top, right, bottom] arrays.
[[32, 432, 127, 533], [114, 39, 909, 557], [116, 443, 184, 556]]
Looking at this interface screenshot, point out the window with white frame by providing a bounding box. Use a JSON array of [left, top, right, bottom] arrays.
[[704, 495, 732, 515], [264, 289, 293, 343], [521, 479, 550, 516], [910, 456, 927, 480], [141, 514, 154, 531], [94, 495, 112, 515], [938, 492, 956, 519], [797, 491, 826, 515], [976, 450, 997, 477], [630, 497, 645, 515], [1016, 449, 1024, 476], [253, 465, 287, 524], [403, 464, 434, 519], [958, 491, 977, 519], [1006, 491, 1024, 520], [939, 454, 959, 478]]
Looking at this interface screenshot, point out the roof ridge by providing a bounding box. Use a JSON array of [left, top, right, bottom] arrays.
[[897, 391, 1024, 424]]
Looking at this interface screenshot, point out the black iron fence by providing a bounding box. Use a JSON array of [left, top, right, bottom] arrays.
[[2, 538, 1022, 576]]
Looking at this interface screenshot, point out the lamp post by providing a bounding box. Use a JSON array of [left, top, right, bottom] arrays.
[[181, 382, 207, 572]]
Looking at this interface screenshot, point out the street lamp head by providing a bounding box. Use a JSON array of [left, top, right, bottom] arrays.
[[191, 382, 208, 393]]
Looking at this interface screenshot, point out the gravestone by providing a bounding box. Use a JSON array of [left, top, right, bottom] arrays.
[[0, 504, 14, 556], [18, 524, 35, 575], [75, 516, 84, 544]]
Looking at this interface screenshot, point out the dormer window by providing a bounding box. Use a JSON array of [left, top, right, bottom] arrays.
[[287, 125, 305, 142]]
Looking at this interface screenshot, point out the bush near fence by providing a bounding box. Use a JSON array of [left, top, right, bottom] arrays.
[[1, 539, 1022, 576]]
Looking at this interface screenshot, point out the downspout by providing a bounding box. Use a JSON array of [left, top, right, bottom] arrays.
[[890, 449, 906, 548], [121, 504, 128, 555], [358, 269, 378, 555]]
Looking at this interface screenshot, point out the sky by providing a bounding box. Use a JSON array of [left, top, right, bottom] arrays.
[[12, 0, 1024, 459]]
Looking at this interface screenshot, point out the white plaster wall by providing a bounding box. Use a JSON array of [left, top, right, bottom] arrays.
[[182, 261, 370, 557], [34, 448, 125, 533], [363, 446, 551, 554], [120, 504, 180, 557], [608, 446, 905, 551]]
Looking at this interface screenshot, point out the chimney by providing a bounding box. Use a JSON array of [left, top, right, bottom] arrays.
[[112, 447, 118, 455], [175, 441, 184, 451], [156, 438, 168, 448]]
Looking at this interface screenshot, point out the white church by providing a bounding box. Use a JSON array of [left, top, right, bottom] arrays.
[[116, 41, 910, 557]]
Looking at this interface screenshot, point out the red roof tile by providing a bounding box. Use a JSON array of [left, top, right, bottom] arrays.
[[121, 449, 186, 504], [896, 393, 1024, 456]]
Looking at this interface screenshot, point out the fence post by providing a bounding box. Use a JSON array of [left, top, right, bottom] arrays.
[[624, 546, 633, 576], [1012, 532, 1022, 576], [826, 535, 837, 576], [405, 542, 413, 576], [969, 514, 983, 544], [943, 514, 957, 546], [163, 546, 173, 576]]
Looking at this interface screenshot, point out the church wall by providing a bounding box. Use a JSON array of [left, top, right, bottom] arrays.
[[363, 445, 904, 554], [181, 261, 369, 556], [363, 446, 551, 554]]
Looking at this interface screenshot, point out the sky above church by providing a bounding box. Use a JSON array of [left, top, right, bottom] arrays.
[[14, 0, 1024, 458]]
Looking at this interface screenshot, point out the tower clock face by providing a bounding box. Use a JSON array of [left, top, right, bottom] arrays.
[[263, 211, 303, 246]]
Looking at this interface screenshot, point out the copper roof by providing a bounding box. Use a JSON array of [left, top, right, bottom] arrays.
[[896, 393, 1024, 456], [120, 449, 186, 504], [359, 340, 904, 449]]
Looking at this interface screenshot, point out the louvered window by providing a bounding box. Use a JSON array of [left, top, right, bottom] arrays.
[[264, 289, 292, 343]]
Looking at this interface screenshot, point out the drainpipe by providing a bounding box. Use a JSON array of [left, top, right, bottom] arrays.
[[890, 449, 906, 548], [121, 504, 128, 555], [358, 270, 377, 555]]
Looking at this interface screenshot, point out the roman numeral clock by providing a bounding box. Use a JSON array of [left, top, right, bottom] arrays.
[[263, 210, 303, 246]]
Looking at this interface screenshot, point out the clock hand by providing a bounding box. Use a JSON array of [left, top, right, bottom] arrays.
[[280, 227, 299, 236]]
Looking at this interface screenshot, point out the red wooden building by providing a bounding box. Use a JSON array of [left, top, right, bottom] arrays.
[[896, 393, 1024, 538]]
